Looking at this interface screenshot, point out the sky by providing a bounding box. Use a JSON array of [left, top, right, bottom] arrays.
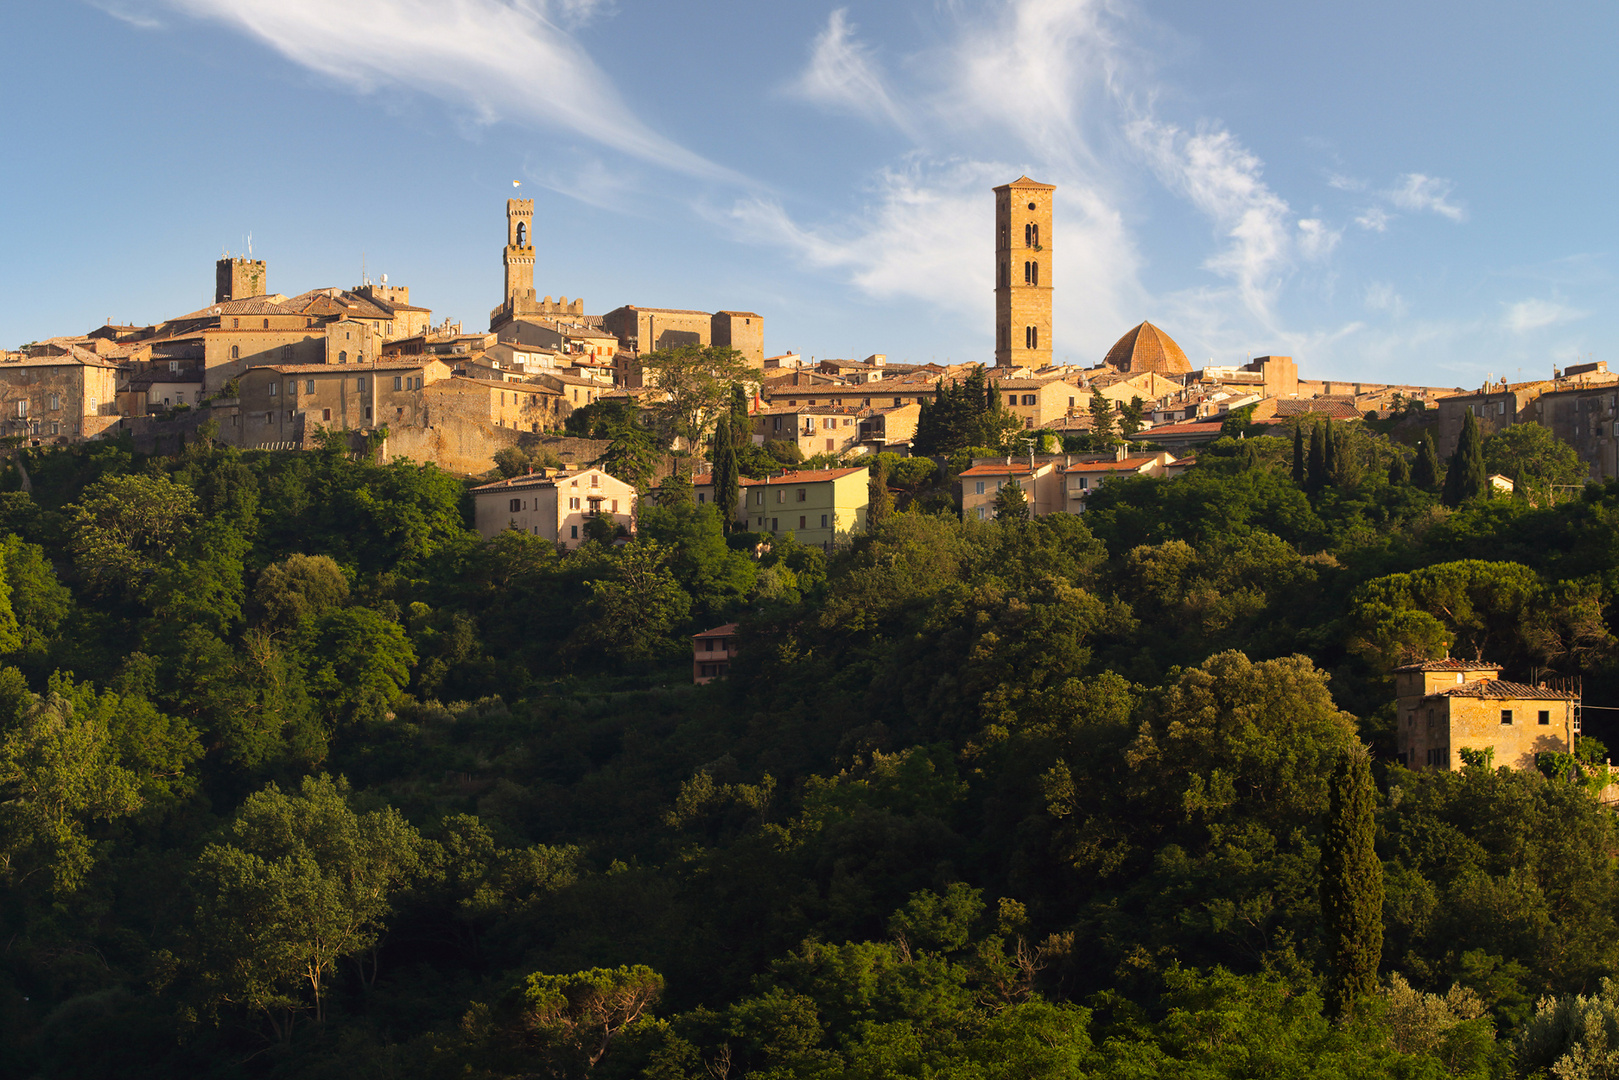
[[3, 0, 1616, 386]]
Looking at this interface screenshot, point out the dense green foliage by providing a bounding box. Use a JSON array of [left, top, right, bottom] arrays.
[[1, 423, 1617, 1078]]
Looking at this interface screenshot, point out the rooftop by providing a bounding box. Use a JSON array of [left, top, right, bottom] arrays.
[[1433, 680, 1579, 702], [694, 623, 739, 638], [1103, 321, 1192, 376], [1394, 659, 1504, 673], [752, 468, 867, 485], [1065, 457, 1159, 473]]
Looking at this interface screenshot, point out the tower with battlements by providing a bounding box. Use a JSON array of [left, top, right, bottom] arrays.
[[216, 257, 267, 303], [993, 177, 1054, 368], [504, 198, 535, 303]]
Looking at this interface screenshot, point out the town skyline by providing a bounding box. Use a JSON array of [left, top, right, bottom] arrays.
[[4, 1, 1617, 383]]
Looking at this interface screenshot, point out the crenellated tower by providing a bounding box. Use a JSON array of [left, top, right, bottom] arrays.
[[504, 199, 536, 302]]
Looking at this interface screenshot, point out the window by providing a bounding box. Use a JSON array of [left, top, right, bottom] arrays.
[[393, 376, 402, 391], [1007, 394, 1016, 406], [820, 514, 827, 528], [826, 438, 834, 451], [281, 345, 293, 362], [569, 497, 580, 509], [263, 319, 270, 330], [365, 407, 372, 420], [611, 500, 619, 512], [269, 382, 278, 396], [771, 518, 778, 531], [1028, 201, 1036, 210], [776, 490, 784, 503], [1539, 710, 1551, 725], [232, 318, 239, 328], [357, 377, 366, 391], [509, 498, 522, 513], [590, 474, 599, 488], [977, 507, 989, 520], [1031, 262, 1039, 285], [1069, 397, 1075, 407], [322, 408, 331, 421], [1022, 394, 1036, 406], [230, 345, 239, 360], [799, 516, 807, 528], [266, 412, 273, 423], [1427, 748, 1446, 768], [1025, 222, 1033, 247], [339, 351, 347, 363], [1024, 261, 1032, 284], [796, 488, 807, 502], [305, 380, 315, 394], [698, 492, 706, 504], [1026, 326, 1038, 349], [13, 401, 25, 419], [894, 397, 902, 407], [1501, 709, 1513, 725], [516, 221, 527, 246], [975, 481, 985, 495], [1078, 477, 1089, 490], [49, 422, 58, 436], [286, 410, 294, 421], [48, 394, 59, 411], [571, 525, 578, 539]]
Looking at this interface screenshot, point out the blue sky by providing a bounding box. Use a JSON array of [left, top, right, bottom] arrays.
[[3, 0, 1616, 386]]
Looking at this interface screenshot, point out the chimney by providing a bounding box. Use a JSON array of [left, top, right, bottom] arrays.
[[1114, 445, 1126, 462]]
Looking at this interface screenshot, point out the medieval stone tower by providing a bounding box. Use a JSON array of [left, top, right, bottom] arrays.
[[504, 198, 536, 303], [215, 257, 266, 303], [993, 176, 1054, 368]]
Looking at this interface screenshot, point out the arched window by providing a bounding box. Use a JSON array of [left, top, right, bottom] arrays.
[[1024, 262, 1031, 284], [230, 345, 239, 360], [1026, 326, 1038, 349], [1025, 223, 1032, 247], [262, 318, 269, 329], [516, 222, 527, 246], [1031, 261, 1039, 286], [338, 350, 347, 363]]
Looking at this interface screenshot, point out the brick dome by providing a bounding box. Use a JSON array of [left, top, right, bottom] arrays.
[[1103, 321, 1191, 375]]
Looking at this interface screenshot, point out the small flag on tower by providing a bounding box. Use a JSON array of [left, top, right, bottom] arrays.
[[512, 180, 522, 188]]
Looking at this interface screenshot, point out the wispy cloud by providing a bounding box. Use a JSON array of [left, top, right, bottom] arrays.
[[1327, 172, 1364, 192], [1297, 219, 1340, 260], [141, 0, 737, 181], [1503, 298, 1588, 333], [1355, 206, 1391, 232], [789, 9, 910, 133], [1389, 173, 1466, 222], [89, 1, 165, 28], [1128, 119, 1294, 319], [1363, 281, 1405, 316]]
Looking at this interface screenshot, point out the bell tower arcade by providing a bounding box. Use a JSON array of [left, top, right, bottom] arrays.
[[504, 198, 536, 303]]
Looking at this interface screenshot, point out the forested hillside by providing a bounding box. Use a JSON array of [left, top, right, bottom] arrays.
[[4, 426, 1619, 1079]]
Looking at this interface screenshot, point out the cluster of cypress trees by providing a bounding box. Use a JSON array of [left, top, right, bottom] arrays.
[[1291, 410, 1487, 508], [1290, 419, 1363, 493]]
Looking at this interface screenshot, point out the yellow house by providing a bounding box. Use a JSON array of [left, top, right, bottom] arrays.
[[1062, 452, 1174, 512], [740, 468, 869, 550], [470, 466, 637, 549], [1394, 659, 1579, 773]]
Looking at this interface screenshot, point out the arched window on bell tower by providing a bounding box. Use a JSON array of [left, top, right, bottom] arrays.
[[1024, 223, 1032, 247], [516, 222, 528, 247]]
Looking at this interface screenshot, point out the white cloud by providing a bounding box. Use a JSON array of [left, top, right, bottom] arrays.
[[146, 0, 735, 181], [90, 1, 165, 28], [1128, 119, 1293, 319], [1297, 218, 1340, 260], [1502, 298, 1588, 333], [1363, 281, 1405, 316], [789, 9, 909, 132], [1327, 172, 1364, 192], [1389, 173, 1466, 222], [1355, 206, 1391, 232]]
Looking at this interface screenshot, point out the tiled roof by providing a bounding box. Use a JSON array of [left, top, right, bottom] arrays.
[[169, 297, 295, 321], [1065, 457, 1158, 473], [1394, 659, 1503, 672], [1103, 321, 1192, 376], [997, 175, 1056, 190], [993, 377, 1081, 389], [1273, 399, 1362, 419], [694, 623, 739, 638], [1134, 420, 1224, 435], [244, 361, 432, 375], [752, 468, 866, 484], [470, 467, 624, 493], [960, 463, 1042, 476], [619, 306, 710, 316], [1433, 680, 1578, 701]]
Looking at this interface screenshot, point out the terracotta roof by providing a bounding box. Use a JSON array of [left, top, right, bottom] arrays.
[[752, 468, 866, 484], [1, 352, 120, 370], [1394, 659, 1504, 673], [169, 298, 295, 321], [1273, 399, 1362, 420], [1432, 680, 1578, 702], [1134, 420, 1224, 435], [995, 175, 1056, 190], [470, 467, 625, 493], [618, 306, 710, 316], [994, 377, 1081, 389], [244, 361, 432, 375], [755, 404, 865, 415], [1065, 457, 1158, 473], [960, 463, 1043, 476], [1103, 321, 1192, 376], [694, 623, 738, 638]]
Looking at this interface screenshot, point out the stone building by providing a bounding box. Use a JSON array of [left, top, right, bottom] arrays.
[[712, 311, 764, 368], [1394, 659, 1578, 773], [1433, 363, 1618, 458], [0, 351, 122, 444], [1531, 381, 1619, 481], [960, 461, 1062, 520], [486, 199, 589, 331], [752, 404, 865, 457], [996, 376, 1086, 429], [994, 176, 1055, 369], [234, 359, 450, 447], [469, 467, 637, 548], [693, 624, 738, 685]]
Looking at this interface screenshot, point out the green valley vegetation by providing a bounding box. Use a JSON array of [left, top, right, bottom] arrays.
[[1, 418, 1618, 1078]]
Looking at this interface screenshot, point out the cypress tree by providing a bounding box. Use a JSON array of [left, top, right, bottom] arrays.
[[712, 417, 740, 531], [1442, 410, 1488, 507], [868, 457, 894, 528], [1321, 746, 1384, 1021], [1330, 422, 1361, 488], [1388, 449, 1410, 485], [1412, 431, 1440, 492], [1292, 424, 1306, 486], [1322, 420, 1338, 485], [1090, 389, 1116, 446], [1307, 423, 1326, 494], [992, 479, 1029, 521]]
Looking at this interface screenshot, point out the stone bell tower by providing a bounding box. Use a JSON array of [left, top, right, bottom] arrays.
[[994, 176, 1054, 369], [505, 198, 536, 303]]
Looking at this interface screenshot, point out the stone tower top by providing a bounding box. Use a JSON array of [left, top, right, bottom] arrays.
[[993, 177, 1053, 369], [216, 257, 267, 304]]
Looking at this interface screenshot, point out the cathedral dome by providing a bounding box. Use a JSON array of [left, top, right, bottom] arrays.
[[1103, 321, 1192, 375]]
